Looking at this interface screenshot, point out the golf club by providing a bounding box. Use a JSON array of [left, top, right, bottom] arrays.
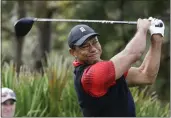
[[14, 17, 163, 37]]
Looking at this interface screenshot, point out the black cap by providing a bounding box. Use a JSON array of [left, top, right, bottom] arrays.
[[68, 24, 99, 48]]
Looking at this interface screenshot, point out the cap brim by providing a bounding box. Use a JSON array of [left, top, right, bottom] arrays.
[[74, 33, 100, 46], [1, 97, 16, 103]]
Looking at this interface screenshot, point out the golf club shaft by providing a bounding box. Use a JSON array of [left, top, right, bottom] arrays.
[[33, 18, 137, 25]]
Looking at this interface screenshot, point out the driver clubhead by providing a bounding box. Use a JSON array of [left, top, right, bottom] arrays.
[[14, 18, 35, 37]]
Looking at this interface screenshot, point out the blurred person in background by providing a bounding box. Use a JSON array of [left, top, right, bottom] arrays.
[[1, 87, 17, 118]]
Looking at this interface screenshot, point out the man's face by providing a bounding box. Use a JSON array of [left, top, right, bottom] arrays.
[[71, 36, 102, 65], [1, 99, 16, 118]]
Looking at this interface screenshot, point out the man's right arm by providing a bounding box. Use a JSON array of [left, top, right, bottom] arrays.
[[110, 18, 151, 80]]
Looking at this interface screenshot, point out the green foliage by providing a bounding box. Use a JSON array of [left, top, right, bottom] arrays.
[[1, 56, 170, 117], [130, 87, 170, 117]]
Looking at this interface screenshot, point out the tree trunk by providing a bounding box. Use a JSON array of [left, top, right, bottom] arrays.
[[32, 1, 56, 75], [14, 1, 26, 76]]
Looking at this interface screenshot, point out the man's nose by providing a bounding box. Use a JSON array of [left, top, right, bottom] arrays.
[[89, 43, 96, 52]]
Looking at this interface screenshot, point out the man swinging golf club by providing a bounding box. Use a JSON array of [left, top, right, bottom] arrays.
[[68, 17, 164, 117]]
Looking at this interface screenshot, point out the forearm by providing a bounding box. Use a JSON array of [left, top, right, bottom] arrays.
[[124, 29, 147, 62], [140, 35, 163, 79], [110, 29, 148, 79], [110, 18, 150, 80]]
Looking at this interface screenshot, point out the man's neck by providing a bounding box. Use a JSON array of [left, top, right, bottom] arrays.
[[76, 59, 103, 65]]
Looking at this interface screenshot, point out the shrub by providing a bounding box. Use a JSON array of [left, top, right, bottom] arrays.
[[1, 56, 170, 117]]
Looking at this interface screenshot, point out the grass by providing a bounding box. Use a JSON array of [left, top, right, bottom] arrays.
[[1, 55, 170, 117]]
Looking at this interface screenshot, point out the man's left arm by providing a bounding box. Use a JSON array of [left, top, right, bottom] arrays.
[[125, 18, 164, 86], [126, 35, 163, 86]]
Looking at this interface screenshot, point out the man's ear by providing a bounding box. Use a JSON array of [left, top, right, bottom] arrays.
[[69, 48, 76, 57]]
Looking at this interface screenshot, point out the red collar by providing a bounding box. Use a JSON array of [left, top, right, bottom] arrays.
[[73, 60, 84, 67]]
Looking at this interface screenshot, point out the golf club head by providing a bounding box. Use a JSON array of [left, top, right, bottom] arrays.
[[14, 17, 35, 37]]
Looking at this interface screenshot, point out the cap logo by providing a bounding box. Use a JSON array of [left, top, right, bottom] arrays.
[[79, 27, 86, 32]]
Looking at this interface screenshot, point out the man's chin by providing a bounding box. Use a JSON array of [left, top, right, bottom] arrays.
[[2, 114, 13, 117]]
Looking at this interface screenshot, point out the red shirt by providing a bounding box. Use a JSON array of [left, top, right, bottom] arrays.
[[73, 60, 128, 97]]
